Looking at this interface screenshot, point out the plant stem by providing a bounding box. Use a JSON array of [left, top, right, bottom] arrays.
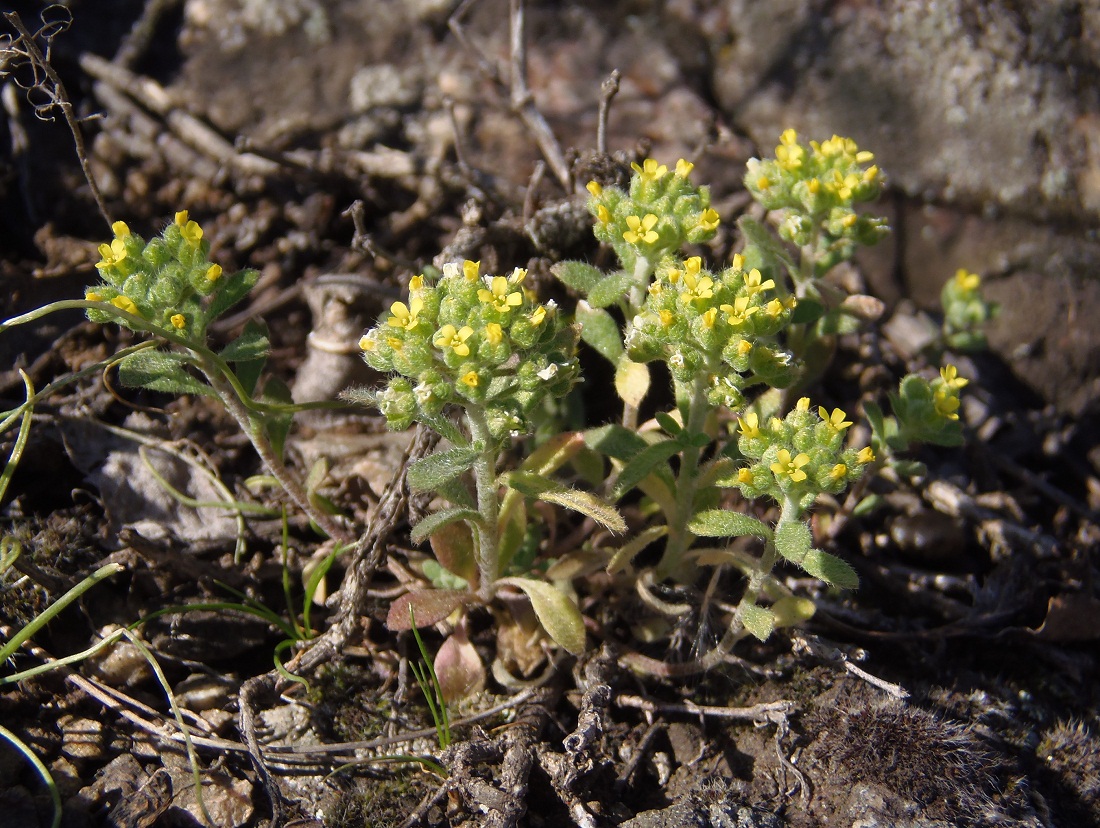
[[465, 406, 501, 601], [657, 372, 710, 580], [199, 356, 350, 543], [621, 256, 655, 431]]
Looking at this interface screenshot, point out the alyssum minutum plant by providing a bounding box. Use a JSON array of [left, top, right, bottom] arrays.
[[1, 211, 347, 543], [345, 260, 625, 675], [538, 131, 976, 664]]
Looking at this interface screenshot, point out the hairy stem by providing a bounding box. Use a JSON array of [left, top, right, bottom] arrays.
[[199, 356, 350, 543], [466, 407, 501, 601]]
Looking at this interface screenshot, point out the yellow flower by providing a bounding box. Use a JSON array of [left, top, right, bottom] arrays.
[[807, 178, 821, 195], [818, 406, 853, 432], [857, 446, 876, 464], [386, 336, 403, 350], [736, 340, 753, 356], [630, 158, 668, 182], [720, 297, 756, 325], [111, 221, 130, 238], [940, 364, 969, 390], [743, 268, 775, 296], [111, 295, 139, 315], [409, 274, 424, 291], [435, 324, 474, 356], [95, 238, 127, 270], [863, 165, 880, 183], [756, 175, 771, 190], [763, 298, 785, 317], [737, 468, 754, 485], [180, 219, 203, 246], [596, 205, 611, 225], [659, 309, 674, 327], [359, 334, 376, 351], [680, 264, 714, 305], [829, 463, 847, 480], [675, 158, 694, 178], [85, 291, 102, 302], [770, 449, 810, 483], [623, 214, 659, 245], [701, 308, 718, 328], [175, 210, 189, 226], [485, 322, 503, 345], [387, 297, 423, 330], [460, 370, 479, 388], [478, 277, 523, 313], [586, 180, 602, 196], [776, 129, 805, 170], [508, 267, 527, 285], [934, 390, 961, 420], [205, 264, 223, 282], [954, 268, 981, 292], [170, 313, 186, 330], [529, 305, 547, 326], [731, 253, 745, 270], [698, 208, 720, 232], [463, 261, 480, 281], [795, 397, 810, 412], [738, 412, 760, 438]]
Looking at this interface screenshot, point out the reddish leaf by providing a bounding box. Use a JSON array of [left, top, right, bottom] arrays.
[[386, 590, 468, 631]]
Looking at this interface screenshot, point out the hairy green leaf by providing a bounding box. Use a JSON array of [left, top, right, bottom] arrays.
[[774, 520, 812, 564], [499, 577, 586, 655], [117, 350, 212, 397], [219, 323, 270, 362], [587, 272, 633, 309], [740, 601, 776, 642], [204, 268, 260, 322], [430, 521, 478, 585], [505, 472, 626, 533], [688, 510, 773, 540], [611, 439, 681, 501], [576, 302, 623, 364], [800, 549, 859, 590], [410, 508, 482, 545], [615, 357, 650, 408], [606, 525, 668, 574], [550, 261, 603, 295], [407, 444, 482, 492]]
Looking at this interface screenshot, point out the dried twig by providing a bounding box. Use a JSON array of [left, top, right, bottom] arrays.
[[597, 69, 621, 155], [449, 0, 572, 191], [615, 694, 794, 724], [2, 9, 111, 226]]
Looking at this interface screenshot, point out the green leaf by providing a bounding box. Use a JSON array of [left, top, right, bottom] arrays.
[[611, 439, 681, 501], [498, 577, 586, 655], [800, 549, 859, 590], [258, 377, 294, 461], [117, 350, 212, 397], [205, 268, 260, 322], [410, 508, 482, 545], [606, 525, 667, 574], [505, 472, 626, 533], [740, 601, 776, 642], [407, 444, 482, 492], [386, 590, 468, 630], [584, 424, 649, 461], [790, 297, 826, 325], [688, 510, 773, 540], [576, 302, 623, 363], [653, 410, 682, 436], [587, 272, 634, 309], [738, 216, 795, 273], [219, 322, 270, 362], [615, 357, 650, 408], [551, 260, 603, 295], [774, 520, 812, 564]]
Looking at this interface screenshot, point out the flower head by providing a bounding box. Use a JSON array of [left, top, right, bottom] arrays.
[[698, 208, 720, 232], [818, 407, 853, 433], [95, 238, 127, 270], [954, 269, 981, 293], [675, 159, 694, 178], [170, 313, 186, 330], [435, 324, 474, 356], [478, 276, 523, 313], [630, 158, 668, 182], [743, 268, 775, 296], [205, 264, 223, 282], [939, 364, 969, 391], [770, 448, 811, 483], [857, 446, 876, 464], [387, 297, 423, 330], [623, 214, 659, 245], [111, 295, 140, 316], [738, 411, 760, 438]]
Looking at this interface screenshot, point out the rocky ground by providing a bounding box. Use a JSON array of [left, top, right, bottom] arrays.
[[2, 2, 1099, 827]]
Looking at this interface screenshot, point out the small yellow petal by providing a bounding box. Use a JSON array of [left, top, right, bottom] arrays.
[[170, 313, 186, 330]]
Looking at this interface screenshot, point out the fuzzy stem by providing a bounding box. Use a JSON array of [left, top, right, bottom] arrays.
[[621, 256, 656, 431], [198, 356, 350, 543], [465, 406, 501, 602], [656, 371, 711, 580]]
